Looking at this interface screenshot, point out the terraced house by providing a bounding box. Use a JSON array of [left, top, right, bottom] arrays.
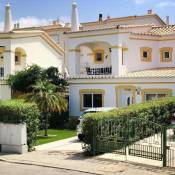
[[0, 2, 175, 118], [66, 2, 175, 117], [0, 4, 64, 99]]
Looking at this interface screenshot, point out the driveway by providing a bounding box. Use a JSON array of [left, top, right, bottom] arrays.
[[0, 137, 174, 175]]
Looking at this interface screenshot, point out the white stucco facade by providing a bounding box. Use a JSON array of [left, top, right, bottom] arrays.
[[66, 13, 175, 117], [0, 31, 64, 100]]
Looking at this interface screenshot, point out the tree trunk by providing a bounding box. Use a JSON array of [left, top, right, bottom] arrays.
[[44, 113, 48, 137]]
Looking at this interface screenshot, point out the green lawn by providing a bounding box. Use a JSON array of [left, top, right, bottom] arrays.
[[36, 129, 76, 145]]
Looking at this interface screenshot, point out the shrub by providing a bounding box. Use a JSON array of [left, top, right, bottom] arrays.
[[65, 118, 79, 130], [48, 111, 69, 129], [0, 100, 40, 151], [82, 97, 175, 154]]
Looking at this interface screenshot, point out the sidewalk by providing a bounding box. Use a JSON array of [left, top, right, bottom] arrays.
[[0, 137, 174, 175]]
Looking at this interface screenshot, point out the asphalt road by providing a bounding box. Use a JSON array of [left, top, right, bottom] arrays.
[[0, 161, 94, 175]]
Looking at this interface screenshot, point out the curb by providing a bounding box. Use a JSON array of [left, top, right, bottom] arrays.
[[0, 158, 102, 175]]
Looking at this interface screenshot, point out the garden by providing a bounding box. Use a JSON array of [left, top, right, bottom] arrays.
[[0, 65, 77, 151]]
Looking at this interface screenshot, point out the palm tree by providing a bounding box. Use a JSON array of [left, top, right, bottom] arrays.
[[25, 81, 67, 136]]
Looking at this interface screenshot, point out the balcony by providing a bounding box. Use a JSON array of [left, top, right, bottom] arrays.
[[85, 66, 112, 75]]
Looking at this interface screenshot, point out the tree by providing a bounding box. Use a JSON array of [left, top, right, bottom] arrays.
[[44, 67, 68, 92], [8, 65, 43, 93], [8, 65, 68, 93], [25, 81, 67, 136]]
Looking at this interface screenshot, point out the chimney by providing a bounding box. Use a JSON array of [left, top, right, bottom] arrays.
[[166, 16, 169, 26], [107, 14, 111, 20], [52, 20, 59, 26], [147, 9, 152, 14], [17, 22, 20, 28], [4, 3, 13, 32], [14, 22, 20, 29], [71, 0, 79, 32], [99, 14, 103, 21]]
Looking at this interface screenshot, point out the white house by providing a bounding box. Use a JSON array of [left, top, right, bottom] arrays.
[[0, 4, 64, 100], [1, 2, 175, 118], [65, 2, 175, 117]]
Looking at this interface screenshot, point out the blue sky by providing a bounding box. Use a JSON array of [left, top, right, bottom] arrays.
[[0, 0, 175, 28]]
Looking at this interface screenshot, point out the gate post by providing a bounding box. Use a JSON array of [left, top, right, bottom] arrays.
[[162, 126, 167, 167]]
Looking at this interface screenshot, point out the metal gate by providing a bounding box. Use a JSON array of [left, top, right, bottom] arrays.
[[166, 127, 175, 167], [92, 117, 167, 165]]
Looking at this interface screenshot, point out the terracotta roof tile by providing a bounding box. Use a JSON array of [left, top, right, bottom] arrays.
[[121, 67, 175, 78], [147, 25, 175, 35]]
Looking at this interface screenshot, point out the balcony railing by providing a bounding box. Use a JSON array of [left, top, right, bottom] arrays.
[[86, 66, 112, 75]]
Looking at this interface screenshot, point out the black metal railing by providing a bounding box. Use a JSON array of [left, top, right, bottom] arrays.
[[86, 66, 112, 75]]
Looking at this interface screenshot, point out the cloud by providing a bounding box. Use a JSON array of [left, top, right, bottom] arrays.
[[0, 16, 53, 31], [156, 1, 175, 8], [14, 16, 53, 28], [0, 16, 71, 31]]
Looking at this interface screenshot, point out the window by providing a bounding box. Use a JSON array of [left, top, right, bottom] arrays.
[[145, 93, 167, 101], [15, 54, 20, 65], [0, 67, 4, 77], [83, 93, 102, 108], [94, 50, 104, 63], [140, 47, 152, 62], [143, 51, 148, 58], [160, 47, 173, 62], [142, 89, 172, 102], [80, 89, 104, 111]]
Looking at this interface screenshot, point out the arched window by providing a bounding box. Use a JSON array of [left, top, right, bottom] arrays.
[[15, 48, 26, 65]]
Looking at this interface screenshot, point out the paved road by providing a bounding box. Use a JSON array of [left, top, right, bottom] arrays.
[[0, 161, 93, 175]]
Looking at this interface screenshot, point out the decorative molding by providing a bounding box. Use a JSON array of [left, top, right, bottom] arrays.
[[140, 47, 152, 62], [130, 37, 175, 41], [115, 85, 136, 107], [93, 49, 105, 64], [69, 49, 81, 52], [4, 50, 15, 53], [141, 88, 173, 102], [69, 82, 175, 85], [69, 32, 129, 39], [111, 46, 128, 51], [79, 89, 105, 111], [160, 47, 173, 63]]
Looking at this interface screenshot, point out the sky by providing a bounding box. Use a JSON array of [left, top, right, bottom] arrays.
[[0, 0, 175, 29]]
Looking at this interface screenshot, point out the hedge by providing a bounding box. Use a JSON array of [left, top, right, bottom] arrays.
[[0, 100, 40, 151], [82, 97, 175, 154]]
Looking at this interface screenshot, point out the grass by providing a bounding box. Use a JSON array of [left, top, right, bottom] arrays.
[[36, 129, 76, 145]]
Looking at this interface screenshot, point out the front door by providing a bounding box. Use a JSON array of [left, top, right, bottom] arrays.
[[120, 89, 133, 107]]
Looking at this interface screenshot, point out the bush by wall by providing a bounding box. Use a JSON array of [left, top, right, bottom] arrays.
[[48, 111, 69, 129], [0, 100, 40, 151], [82, 97, 175, 154]]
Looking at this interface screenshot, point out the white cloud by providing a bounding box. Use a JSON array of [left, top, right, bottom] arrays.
[[0, 16, 53, 31], [156, 1, 175, 8], [14, 16, 53, 28], [0, 16, 71, 31], [59, 16, 70, 24]]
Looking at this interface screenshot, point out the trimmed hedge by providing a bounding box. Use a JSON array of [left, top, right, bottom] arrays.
[[82, 97, 175, 154], [0, 100, 40, 151]]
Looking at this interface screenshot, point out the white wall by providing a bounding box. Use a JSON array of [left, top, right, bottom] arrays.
[[69, 83, 175, 117], [0, 84, 11, 100], [0, 123, 27, 154], [126, 39, 175, 72], [11, 37, 64, 73], [83, 16, 163, 30]]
